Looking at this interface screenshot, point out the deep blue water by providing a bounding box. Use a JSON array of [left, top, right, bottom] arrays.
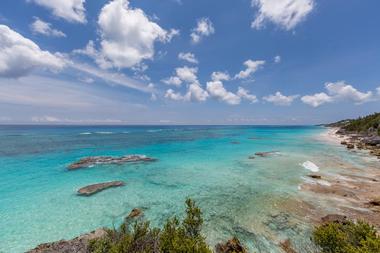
[[0, 125, 370, 252]]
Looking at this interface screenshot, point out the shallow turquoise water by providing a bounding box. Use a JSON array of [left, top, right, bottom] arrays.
[[0, 125, 373, 252]]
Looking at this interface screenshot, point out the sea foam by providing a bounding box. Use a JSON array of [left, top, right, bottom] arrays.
[[301, 161, 319, 172]]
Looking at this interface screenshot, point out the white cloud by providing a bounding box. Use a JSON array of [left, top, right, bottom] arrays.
[[263, 91, 298, 106], [211, 71, 230, 81], [325, 81, 372, 103], [301, 81, 375, 107], [186, 83, 209, 101], [165, 83, 209, 102], [90, 0, 178, 69], [165, 89, 185, 101], [191, 17, 215, 44], [0, 24, 65, 78], [30, 17, 66, 37], [162, 76, 182, 87], [175, 66, 198, 83], [235, 59, 265, 79], [301, 92, 332, 107], [178, 52, 198, 64], [28, 0, 86, 23], [206, 80, 241, 105], [237, 87, 258, 103], [274, 55, 281, 63], [377, 87, 380, 96], [251, 0, 314, 30]]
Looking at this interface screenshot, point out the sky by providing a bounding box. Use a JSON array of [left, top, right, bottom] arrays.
[[0, 0, 379, 125]]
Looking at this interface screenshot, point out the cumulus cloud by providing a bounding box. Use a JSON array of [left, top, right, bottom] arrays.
[[163, 66, 198, 86], [165, 83, 208, 102], [211, 71, 230, 81], [263, 91, 298, 106], [178, 52, 198, 64], [191, 17, 215, 44], [235, 59, 265, 79], [77, 0, 178, 69], [301, 92, 332, 107], [162, 76, 182, 87], [301, 81, 375, 107], [28, 0, 86, 23], [165, 89, 185, 101], [237, 87, 258, 103], [0, 24, 65, 78], [206, 80, 241, 105], [274, 55, 281, 63], [251, 0, 314, 30], [30, 17, 66, 37]]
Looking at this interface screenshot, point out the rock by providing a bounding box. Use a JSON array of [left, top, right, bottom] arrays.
[[363, 136, 380, 146], [321, 214, 348, 224], [27, 228, 107, 253], [368, 199, 380, 207], [341, 141, 347, 145], [248, 156, 255, 159], [127, 208, 143, 219], [255, 151, 278, 157], [77, 181, 125, 196], [231, 141, 240, 144], [308, 174, 322, 179], [346, 143, 355, 149], [68, 155, 157, 170], [280, 239, 297, 253], [215, 237, 247, 253]]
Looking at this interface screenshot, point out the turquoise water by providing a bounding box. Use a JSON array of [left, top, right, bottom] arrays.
[[0, 125, 373, 252]]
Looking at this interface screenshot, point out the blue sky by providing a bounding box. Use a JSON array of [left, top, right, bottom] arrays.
[[0, 0, 379, 124]]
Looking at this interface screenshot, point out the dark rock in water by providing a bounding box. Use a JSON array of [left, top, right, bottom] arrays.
[[127, 208, 143, 219], [27, 228, 107, 253], [321, 214, 348, 224], [346, 143, 355, 149], [308, 174, 322, 179], [77, 181, 125, 196], [231, 141, 240, 144], [68, 155, 157, 170], [248, 156, 255, 159], [280, 239, 297, 253], [215, 237, 247, 253], [255, 151, 278, 157], [340, 141, 347, 145]]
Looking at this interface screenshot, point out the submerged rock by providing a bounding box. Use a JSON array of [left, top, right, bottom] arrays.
[[280, 239, 297, 253], [127, 208, 143, 219], [346, 143, 355, 149], [308, 174, 322, 179], [77, 181, 125, 196], [254, 151, 278, 157], [68, 155, 157, 170], [215, 237, 247, 253], [27, 228, 107, 253]]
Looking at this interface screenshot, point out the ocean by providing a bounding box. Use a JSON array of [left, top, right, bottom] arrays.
[[0, 125, 377, 252]]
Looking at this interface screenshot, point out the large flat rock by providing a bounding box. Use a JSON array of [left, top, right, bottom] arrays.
[[77, 181, 125, 196], [68, 154, 157, 170]]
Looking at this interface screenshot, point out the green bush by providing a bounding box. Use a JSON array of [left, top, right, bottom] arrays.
[[89, 198, 212, 253], [312, 220, 380, 253]]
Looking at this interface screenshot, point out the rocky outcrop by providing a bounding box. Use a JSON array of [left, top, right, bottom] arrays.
[[321, 214, 348, 224], [27, 228, 107, 253], [308, 174, 322, 179], [215, 237, 247, 253], [68, 155, 157, 170], [77, 181, 125, 196]]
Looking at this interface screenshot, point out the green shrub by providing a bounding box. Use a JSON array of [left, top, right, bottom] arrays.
[[89, 198, 212, 253], [312, 220, 380, 253]]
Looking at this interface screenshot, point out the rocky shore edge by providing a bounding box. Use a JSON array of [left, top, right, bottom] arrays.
[[333, 127, 380, 158]]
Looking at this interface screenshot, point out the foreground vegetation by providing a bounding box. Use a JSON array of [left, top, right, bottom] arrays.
[[89, 198, 213, 253], [328, 112, 380, 136], [87, 199, 380, 253], [313, 220, 380, 253]]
